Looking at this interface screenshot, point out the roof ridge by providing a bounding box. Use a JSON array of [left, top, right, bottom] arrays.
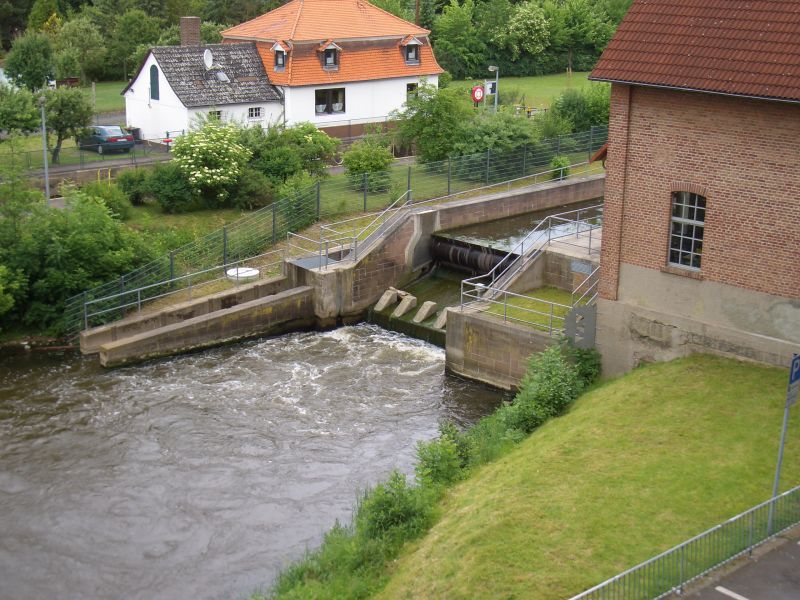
[[290, 0, 304, 40]]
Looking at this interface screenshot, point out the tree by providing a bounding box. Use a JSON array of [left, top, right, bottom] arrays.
[[108, 9, 162, 79], [5, 31, 54, 91], [0, 85, 40, 134], [128, 21, 225, 74], [27, 0, 59, 31], [0, 0, 34, 52], [56, 17, 106, 83], [432, 0, 486, 79], [545, 0, 615, 74], [44, 87, 93, 163], [493, 1, 550, 61]]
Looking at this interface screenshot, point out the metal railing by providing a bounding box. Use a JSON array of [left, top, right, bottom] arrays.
[[63, 126, 608, 336], [1, 138, 173, 172], [80, 249, 285, 330], [572, 265, 601, 307], [570, 484, 800, 600]]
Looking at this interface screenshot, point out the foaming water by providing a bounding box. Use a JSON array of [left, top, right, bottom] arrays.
[[0, 325, 506, 600]]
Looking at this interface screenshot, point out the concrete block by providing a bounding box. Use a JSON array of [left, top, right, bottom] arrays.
[[374, 289, 399, 312], [412, 301, 438, 323], [392, 294, 417, 318], [432, 310, 448, 330]]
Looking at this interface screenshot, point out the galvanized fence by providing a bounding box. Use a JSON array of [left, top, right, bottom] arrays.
[[569, 484, 800, 600], [0, 138, 172, 172], [63, 126, 607, 336]]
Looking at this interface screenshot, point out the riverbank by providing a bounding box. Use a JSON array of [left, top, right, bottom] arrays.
[[265, 353, 798, 599]]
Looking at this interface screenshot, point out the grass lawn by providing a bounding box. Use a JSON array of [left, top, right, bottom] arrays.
[[82, 81, 127, 114], [485, 285, 575, 330], [379, 355, 800, 600], [125, 202, 246, 238], [452, 71, 593, 109]]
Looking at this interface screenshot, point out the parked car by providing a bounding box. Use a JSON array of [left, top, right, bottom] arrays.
[[78, 126, 135, 155]]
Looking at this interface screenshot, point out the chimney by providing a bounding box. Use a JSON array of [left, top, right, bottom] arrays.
[[180, 16, 201, 46]]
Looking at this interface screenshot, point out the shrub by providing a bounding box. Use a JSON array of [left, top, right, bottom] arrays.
[[231, 168, 275, 211], [148, 162, 198, 213], [551, 84, 611, 133], [415, 434, 462, 486], [355, 472, 435, 540], [343, 136, 394, 192], [276, 172, 318, 231], [560, 341, 602, 388], [82, 180, 132, 220], [438, 71, 453, 88], [115, 168, 150, 206], [550, 155, 570, 180]]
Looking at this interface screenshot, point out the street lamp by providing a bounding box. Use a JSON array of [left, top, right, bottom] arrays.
[[39, 95, 50, 203], [488, 65, 499, 113]]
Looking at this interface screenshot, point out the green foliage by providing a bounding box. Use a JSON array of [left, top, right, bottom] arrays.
[[356, 472, 436, 540], [549, 154, 570, 179], [55, 16, 106, 82], [0, 265, 22, 325], [81, 180, 132, 220], [5, 30, 54, 91], [437, 71, 453, 89], [551, 84, 611, 132], [276, 171, 317, 231], [109, 9, 162, 78], [172, 120, 252, 204], [343, 135, 394, 192], [559, 340, 602, 388], [0, 85, 40, 134], [493, 1, 549, 61], [115, 168, 150, 206], [27, 0, 59, 31], [148, 162, 198, 213], [432, 0, 486, 80], [44, 86, 93, 163], [415, 433, 463, 487], [369, 0, 412, 21], [128, 20, 224, 75], [231, 167, 275, 211], [54, 46, 80, 80]]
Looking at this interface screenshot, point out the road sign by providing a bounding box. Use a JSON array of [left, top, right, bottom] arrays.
[[787, 354, 800, 407], [485, 80, 497, 95], [471, 85, 484, 103]]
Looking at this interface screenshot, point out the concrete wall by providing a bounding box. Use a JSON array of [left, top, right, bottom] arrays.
[[99, 286, 314, 367], [597, 263, 800, 374], [445, 308, 554, 390], [598, 84, 800, 373], [81, 275, 293, 354]]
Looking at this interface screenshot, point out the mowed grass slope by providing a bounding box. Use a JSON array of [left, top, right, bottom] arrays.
[[379, 355, 800, 600]]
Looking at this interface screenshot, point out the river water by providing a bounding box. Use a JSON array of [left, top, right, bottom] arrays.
[[0, 325, 505, 600]]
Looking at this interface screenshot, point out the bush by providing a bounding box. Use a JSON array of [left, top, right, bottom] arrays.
[[343, 136, 394, 192], [551, 84, 611, 133], [438, 71, 453, 88], [560, 341, 602, 388], [115, 168, 150, 206], [82, 180, 132, 220], [355, 472, 435, 540], [276, 172, 318, 231], [415, 434, 462, 486], [550, 155, 570, 180], [148, 162, 198, 213], [231, 168, 275, 211]]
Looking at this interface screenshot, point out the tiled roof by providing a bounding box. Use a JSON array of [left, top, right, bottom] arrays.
[[252, 38, 443, 86], [124, 43, 282, 107], [590, 0, 800, 103], [222, 0, 430, 42]]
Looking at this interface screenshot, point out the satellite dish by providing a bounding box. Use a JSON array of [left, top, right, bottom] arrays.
[[203, 49, 213, 70]]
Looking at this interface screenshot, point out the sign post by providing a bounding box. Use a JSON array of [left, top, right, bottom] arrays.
[[768, 354, 799, 533]]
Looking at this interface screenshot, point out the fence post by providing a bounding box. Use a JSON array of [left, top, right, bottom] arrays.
[[557, 134, 561, 156], [485, 149, 490, 184], [522, 143, 527, 177], [679, 545, 686, 593], [748, 510, 755, 556], [589, 126, 595, 161], [222, 226, 228, 268], [447, 157, 452, 195], [83, 291, 89, 330], [169, 251, 175, 288], [363, 173, 368, 211], [272, 204, 277, 245], [407, 164, 412, 194], [316, 180, 321, 219]]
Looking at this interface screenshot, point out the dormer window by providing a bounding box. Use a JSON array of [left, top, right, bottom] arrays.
[[275, 50, 285, 68], [405, 45, 418, 64], [324, 48, 338, 68]]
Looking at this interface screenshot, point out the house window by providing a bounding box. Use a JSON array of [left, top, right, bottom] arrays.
[[208, 110, 222, 121], [248, 107, 262, 119], [275, 50, 285, 69], [323, 48, 338, 69], [315, 88, 345, 115], [405, 45, 419, 64], [669, 191, 706, 269], [406, 83, 418, 100], [150, 64, 159, 101]]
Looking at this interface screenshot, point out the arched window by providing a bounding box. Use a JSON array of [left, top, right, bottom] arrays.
[[150, 64, 160, 101]]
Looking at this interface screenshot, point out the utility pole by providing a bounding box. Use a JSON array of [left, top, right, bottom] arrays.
[[39, 95, 50, 203], [768, 354, 799, 533]]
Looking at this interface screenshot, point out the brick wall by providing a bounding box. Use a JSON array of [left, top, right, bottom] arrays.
[[601, 85, 800, 300]]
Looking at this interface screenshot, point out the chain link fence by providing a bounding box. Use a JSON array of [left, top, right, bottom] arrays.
[[63, 126, 607, 337]]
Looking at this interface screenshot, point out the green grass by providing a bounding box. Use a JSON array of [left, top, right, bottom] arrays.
[[452, 71, 593, 109], [379, 355, 800, 599], [485, 285, 575, 329], [124, 202, 246, 237], [82, 81, 127, 114]]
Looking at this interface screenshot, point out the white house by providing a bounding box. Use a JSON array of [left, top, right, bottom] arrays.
[[122, 40, 283, 141], [221, 0, 443, 135]]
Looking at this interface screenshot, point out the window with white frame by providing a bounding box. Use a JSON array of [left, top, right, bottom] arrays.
[[248, 106, 262, 119], [315, 88, 345, 114], [669, 191, 706, 269]]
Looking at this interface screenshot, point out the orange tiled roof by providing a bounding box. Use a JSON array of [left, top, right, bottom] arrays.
[[221, 0, 430, 42], [591, 0, 800, 103], [252, 39, 442, 86]]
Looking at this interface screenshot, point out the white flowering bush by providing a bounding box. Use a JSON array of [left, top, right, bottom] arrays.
[[172, 121, 252, 204]]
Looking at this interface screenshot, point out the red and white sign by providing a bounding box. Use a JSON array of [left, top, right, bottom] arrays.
[[471, 85, 485, 103]]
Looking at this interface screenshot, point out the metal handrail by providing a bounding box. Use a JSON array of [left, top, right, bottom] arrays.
[[569, 484, 800, 600], [461, 284, 572, 333]]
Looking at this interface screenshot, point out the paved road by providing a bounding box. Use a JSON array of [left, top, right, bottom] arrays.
[[685, 536, 800, 600]]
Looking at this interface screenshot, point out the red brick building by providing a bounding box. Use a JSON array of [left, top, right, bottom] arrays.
[[590, 0, 800, 374]]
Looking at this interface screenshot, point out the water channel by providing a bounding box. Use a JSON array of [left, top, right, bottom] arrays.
[[0, 325, 507, 599]]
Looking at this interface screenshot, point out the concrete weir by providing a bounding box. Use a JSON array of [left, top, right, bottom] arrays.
[[81, 173, 604, 372]]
